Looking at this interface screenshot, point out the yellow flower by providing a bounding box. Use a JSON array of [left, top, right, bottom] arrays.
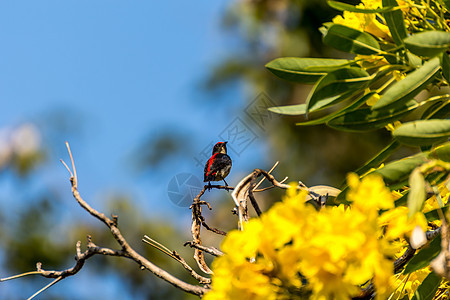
[[221, 219, 263, 262], [365, 92, 381, 106], [332, 0, 391, 39], [392, 267, 432, 299], [206, 175, 399, 299], [423, 183, 450, 213], [385, 121, 402, 132], [347, 173, 394, 213], [393, 70, 406, 81], [378, 206, 427, 240]]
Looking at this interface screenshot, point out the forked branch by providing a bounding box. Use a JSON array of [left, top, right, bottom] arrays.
[[1, 142, 208, 299]]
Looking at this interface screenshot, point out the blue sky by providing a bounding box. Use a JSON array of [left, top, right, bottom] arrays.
[[0, 0, 265, 214], [0, 0, 275, 240], [0, 1, 296, 298], [0, 1, 275, 298]]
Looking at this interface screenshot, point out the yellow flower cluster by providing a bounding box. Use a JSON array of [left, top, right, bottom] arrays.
[[205, 174, 429, 300], [332, 0, 391, 39], [392, 267, 432, 299]]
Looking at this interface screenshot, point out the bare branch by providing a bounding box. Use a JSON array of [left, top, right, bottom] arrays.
[[143, 236, 211, 284], [248, 162, 281, 216], [254, 176, 288, 192], [231, 168, 342, 230], [59, 158, 73, 178], [253, 161, 279, 191], [248, 190, 262, 216], [184, 241, 223, 257], [6, 144, 325, 298], [0, 271, 42, 282], [171, 250, 211, 284], [2, 142, 209, 298], [143, 235, 174, 257], [189, 183, 233, 275], [27, 276, 62, 300], [191, 185, 214, 274], [65, 141, 77, 182], [62, 142, 208, 295]]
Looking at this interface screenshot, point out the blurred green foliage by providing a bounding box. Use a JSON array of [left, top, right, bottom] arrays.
[[204, 0, 414, 189]]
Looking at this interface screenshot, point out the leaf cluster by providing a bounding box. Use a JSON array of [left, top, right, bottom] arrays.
[[266, 0, 450, 297]]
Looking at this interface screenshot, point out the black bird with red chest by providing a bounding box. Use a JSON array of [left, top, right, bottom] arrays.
[[204, 141, 232, 187]]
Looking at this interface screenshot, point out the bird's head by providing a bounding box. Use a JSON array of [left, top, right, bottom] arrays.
[[212, 141, 228, 155]]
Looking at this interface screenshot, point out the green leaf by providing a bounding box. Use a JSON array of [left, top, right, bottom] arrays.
[[355, 140, 401, 175], [424, 205, 450, 222], [372, 152, 428, 186], [404, 235, 441, 274], [371, 143, 450, 194], [393, 119, 450, 146], [429, 141, 450, 162], [411, 271, 442, 300], [296, 92, 371, 126], [319, 22, 333, 37], [372, 57, 441, 110], [407, 52, 423, 68], [382, 0, 407, 45], [422, 100, 450, 120], [444, 0, 450, 10], [308, 90, 359, 114], [408, 168, 426, 217], [323, 24, 381, 55], [306, 67, 371, 113], [327, 0, 396, 13], [268, 104, 307, 116], [265, 57, 352, 84], [327, 100, 419, 132], [394, 192, 408, 206], [442, 52, 450, 83], [405, 31, 450, 57]]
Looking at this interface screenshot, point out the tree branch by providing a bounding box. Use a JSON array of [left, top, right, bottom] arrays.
[[142, 235, 211, 284], [1, 142, 208, 298], [184, 241, 224, 257], [62, 142, 208, 296]]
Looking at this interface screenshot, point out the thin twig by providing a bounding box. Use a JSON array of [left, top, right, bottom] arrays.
[[27, 276, 63, 300], [171, 250, 211, 284], [184, 241, 223, 257], [253, 161, 279, 191], [254, 177, 288, 192], [0, 271, 42, 282], [65, 141, 77, 182], [59, 159, 73, 178], [143, 235, 174, 258], [248, 162, 281, 216], [248, 190, 262, 216], [201, 221, 227, 236], [142, 236, 211, 284]]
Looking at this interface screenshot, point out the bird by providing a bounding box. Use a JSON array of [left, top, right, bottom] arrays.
[[204, 141, 232, 188]]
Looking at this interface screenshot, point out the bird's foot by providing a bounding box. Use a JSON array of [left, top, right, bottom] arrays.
[[223, 180, 231, 192]]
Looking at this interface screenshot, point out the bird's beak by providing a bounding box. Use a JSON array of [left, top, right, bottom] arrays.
[[224, 141, 228, 144]]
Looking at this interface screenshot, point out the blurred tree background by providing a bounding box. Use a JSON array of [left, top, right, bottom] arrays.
[[0, 0, 418, 299], [205, 0, 411, 187]]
